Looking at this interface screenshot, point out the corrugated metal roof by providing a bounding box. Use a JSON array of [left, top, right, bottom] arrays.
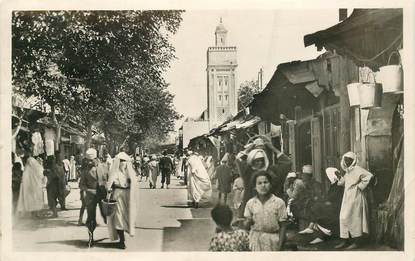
[[236, 116, 261, 129], [279, 61, 315, 84], [304, 9, 403, 70], [220, 118, 244, 132]]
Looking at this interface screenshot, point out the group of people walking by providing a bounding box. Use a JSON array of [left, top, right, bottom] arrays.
[[138, 151, 175, 189], [12, 137, 374, 252], [78, 148, 137, 249], [204, 137, 374, 252], [12, 152, 69, 219], [12, 147, 138, 250]]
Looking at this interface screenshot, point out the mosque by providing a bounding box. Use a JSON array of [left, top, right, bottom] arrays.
[[181, 18, 238, 148]]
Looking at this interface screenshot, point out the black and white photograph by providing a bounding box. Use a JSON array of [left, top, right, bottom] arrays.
[[0, 1, 414, 259]]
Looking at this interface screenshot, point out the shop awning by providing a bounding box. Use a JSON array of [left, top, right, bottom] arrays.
[[250, 61, 319, 124], [37, 117, 86, 138], [280, 61, 315, 84], [220, 118, 245, 132], [304, 9, 403, 70], [236, 116, 261, 129]]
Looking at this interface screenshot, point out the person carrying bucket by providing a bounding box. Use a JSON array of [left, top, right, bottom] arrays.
[[79, 148, 108, 248]]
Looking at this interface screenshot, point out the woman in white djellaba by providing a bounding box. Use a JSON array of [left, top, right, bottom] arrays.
[[106, 152, 137, 249], [17, 154, 45, 217]]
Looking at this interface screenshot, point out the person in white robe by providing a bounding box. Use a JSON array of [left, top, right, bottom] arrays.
[[186, 151, 212, 208], [106, 152, 137, 249], [69, 156, 77, 181], [106, 153, 113, 171], [17, 156, 45, 217], [335, 151, 373, 250], [148, 155, 159, 189], [62, 158, 71, 184]]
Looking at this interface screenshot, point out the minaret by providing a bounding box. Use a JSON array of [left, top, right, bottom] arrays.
[[207, 18, 238, 129], [215, 17, 228, 47]]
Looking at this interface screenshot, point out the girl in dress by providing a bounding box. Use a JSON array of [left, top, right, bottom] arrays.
[[244, 171, 288, 251]]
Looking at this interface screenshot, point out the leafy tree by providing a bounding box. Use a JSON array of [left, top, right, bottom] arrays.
[[12, 10, 184, 152], [237, 79, 262, 111]]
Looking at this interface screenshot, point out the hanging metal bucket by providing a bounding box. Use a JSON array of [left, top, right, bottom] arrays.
[[359, 83, 383, 109], [101, 193, 117, 217], [347, 82, 361, 107], [378, 51, 403, 93]]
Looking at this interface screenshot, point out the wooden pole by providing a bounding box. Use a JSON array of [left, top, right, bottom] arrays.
[[339, 56, 351, 155]]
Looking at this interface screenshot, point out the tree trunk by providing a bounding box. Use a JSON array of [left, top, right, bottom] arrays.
[[104, 129, 116, 156], [51, 105, 68, 160], [51, 106, 60, 156], [84, 122, 94, 152]]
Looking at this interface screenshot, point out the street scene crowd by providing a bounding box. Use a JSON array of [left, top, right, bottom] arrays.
[[9, 8, 404, 253], [12, 137, 374, 251]]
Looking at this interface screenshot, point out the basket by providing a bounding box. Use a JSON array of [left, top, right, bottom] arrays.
[[101, 193, 117, 217]]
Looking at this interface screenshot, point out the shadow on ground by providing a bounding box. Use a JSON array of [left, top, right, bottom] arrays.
[[161, 205, 192, 209], [14, 217, 80, 231], [162, 218, 215, 251], [35, 238, 110, 250]]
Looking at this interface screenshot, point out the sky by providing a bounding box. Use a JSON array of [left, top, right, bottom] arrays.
[[164, 9, 343, 131]]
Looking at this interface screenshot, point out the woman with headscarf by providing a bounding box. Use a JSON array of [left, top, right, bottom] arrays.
[[335, 152, 373, 250], [17, 156, 45, 217], [251, 138, 292, 198], [106, 152, 137, 249], [236, 148, 269, 218], [148, 155, 159, 189]]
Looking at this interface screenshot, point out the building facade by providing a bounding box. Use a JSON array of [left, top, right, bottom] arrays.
[[206, 19, 238, 129]]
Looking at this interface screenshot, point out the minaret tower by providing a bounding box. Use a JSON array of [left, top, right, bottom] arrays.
[[206, 18, 238, 129]]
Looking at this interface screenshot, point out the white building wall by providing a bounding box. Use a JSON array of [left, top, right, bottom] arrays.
[[182, 120, 210, 148]]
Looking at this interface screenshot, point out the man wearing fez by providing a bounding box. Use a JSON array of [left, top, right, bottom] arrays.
[[79, 148, 108, 247]]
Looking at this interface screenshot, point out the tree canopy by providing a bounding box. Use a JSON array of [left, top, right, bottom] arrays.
[[237, 79, 262, 111], [12, 10, 183, 152]]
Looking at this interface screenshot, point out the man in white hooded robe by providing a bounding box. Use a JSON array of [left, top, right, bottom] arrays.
[[335, 151, 373, 250], [186, 151, 212, 208]]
